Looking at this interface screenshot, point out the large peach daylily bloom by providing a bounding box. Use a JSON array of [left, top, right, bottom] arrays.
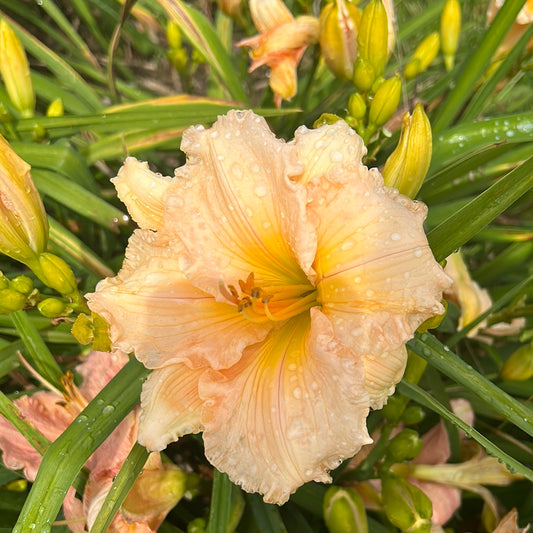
[[239, 0, 319, 107], [87, 110, 450, 504]]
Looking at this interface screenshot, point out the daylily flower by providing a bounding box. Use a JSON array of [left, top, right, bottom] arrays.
[[87, 110, 450, 504], [0, 351, 184, 532], [487, 0, 533, 57], [239, 0, 319, 107]]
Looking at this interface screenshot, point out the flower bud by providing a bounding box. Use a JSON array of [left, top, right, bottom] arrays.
[[387, 428, 423, 462], [382, 103, 432, 198], [167, 47, 188, 73], [323, 486, 368, 533], [166, 20, 182, 49], [381, 476, 432, 533], [46, 98, 64, 117], [352, 57, 375, 93], [357, 0, 389, 81], [122, 462, 187, 521], [401, 405, 426, 426], [440, 0, 461, 71], [0, 287, 27, 314], [36, 252, 78, 297], [0, 20, 35, 118], [38, 297, 68, 318], [347, 92, 366, 122], [403, 32, 440, 80], [319, 0, 362, 80], [0, 134, 48, 265], [10, 275, 33, 296], [217, 0, 243, 19], [501, 342, 533, 381], [368, 74, 401, 128]]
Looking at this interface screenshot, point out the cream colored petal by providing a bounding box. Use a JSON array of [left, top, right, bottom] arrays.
[[200, 309, 371, 504], [138, 363, 204, 452], [112, 157, 174, 231], [164, 110, 316, 293], [87, 229, 269, 370], [250, 0, 293, 33], [291, 122, 449, 356]]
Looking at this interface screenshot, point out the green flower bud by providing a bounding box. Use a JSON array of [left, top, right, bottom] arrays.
[[36, 252, 77, 297], [501, 342, 533, 381], [382, 103, 432, 198], [323, 486, 368, 533], [357, 0, 389, 80], [403, 32, 440, 80], [368, 74, 401, 128], [381, 476, 432, 533], [440, 0, 461, 71], [314, 113, 343, 128], [319, 0, 362, 80], [10, 275, 33, 296], [387, 428, 423, 462], [0, 20, 34, 118], [46, 98, 64, 117], [38, 297, 68, 318], [347, 92, 366, 120], [401, 405, 426, 426], [188, 518, 207, 533], [0, 287, 27, 314], [352, 57, 375, 93]]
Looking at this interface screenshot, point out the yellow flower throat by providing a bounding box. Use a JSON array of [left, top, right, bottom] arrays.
[[221, 272, 318, 324]]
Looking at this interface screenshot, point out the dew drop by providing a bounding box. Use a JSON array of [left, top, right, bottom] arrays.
[[330, 151, 343, 162], [254, 183, 268, 198], [413, 248, 423, 257], [391, 232, 401, 241], [293, 387, 302, 399], [102, 405, 115, 415]]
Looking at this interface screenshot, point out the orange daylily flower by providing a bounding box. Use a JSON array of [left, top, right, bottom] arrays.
[[239, 0, 319, 107], [88, 110, 450, 504]]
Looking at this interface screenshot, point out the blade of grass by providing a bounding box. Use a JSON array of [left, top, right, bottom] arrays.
[[398, 381, 533, 481], [408, 332, 533, 439], [245, 493, 287, 533], [431, 0, 527, 132], [90, 442, 150, 533], [427, 155, 533, 262], [207, 470, 233, 533], [13, 357, 148, 533]]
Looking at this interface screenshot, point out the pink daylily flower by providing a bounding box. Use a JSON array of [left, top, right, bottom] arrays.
[[87, 110, 450, 504], [0, 351, 184, 532]]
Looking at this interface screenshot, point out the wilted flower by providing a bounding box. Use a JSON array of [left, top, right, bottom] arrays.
[[493, 509, 530, 533], [0, 351, 184, 532], [239, 0, 319, 107], [487, 0, 533, 57], [0, 133, 48, 266], [87, 110, 450, 504]]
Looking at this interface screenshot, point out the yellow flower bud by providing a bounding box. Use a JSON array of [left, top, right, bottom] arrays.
[[382, 103, 432, 198], [347, 92, 366, 120], [0, 20, 35, 118], [319, 0, 362, 80], [0, 134, 48, 266], [357, 0, 389, 81], [46, 98, 64, 117], [166, 20, 182, 49], [501, 342, 533, 381], [0, 288, 26, 314], [352, 57, 375, 93], [10, 275, 33, 296], [403, 32, 440, 80], [38, 297, 68, 318], [216, 0, 243, 19], [440, 0, 461, 71], [36, 252, 78, 297], [368, 74, 401, 128], [323, 486, 368, 533]]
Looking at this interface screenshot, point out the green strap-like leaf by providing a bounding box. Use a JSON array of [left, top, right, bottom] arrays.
[[427, 155, 533, 261], [431, 0, 527, 132], [207, 470, 234, 533], [398, 381, 533, 482], [408, 333, 533, 439], [13, 357, 148, 533]]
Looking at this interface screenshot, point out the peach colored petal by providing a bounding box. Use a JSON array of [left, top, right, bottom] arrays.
[[0, 392, 72, 481], [416, 421, 451, 466], [62, 487, 87, 533], [87, 229, 270, 370], [138, 363, 204, 451], [269, 55, 300, 104], [200, 309, 371, 504], [162, 110, 317, 292], [249, 0, 293, 33], [112, 157, 174, 231], [291, 123, 449, 358], [76, 350, 129, 401]]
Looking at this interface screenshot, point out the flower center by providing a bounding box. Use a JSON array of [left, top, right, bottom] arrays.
[[220, 272, 318, 324]]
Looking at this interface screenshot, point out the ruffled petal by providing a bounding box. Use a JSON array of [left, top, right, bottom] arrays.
[[138, 363, 204, 452], [87, 229, 269, 370], [163, 110, 316, 294], [200, 308, 371, 504], [112, 157, 174, 231], [291, 122, 449, 356]]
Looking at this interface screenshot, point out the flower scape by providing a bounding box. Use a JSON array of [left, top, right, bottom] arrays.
[[87, 110, 451, 504]]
